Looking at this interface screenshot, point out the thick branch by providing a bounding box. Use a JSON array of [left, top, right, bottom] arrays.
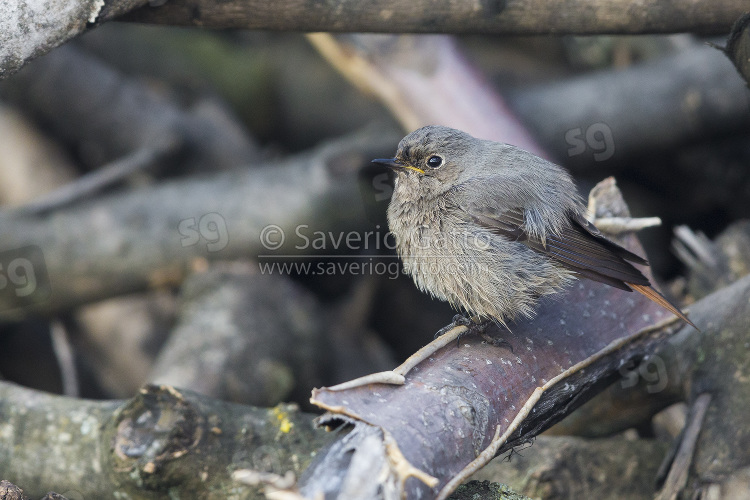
[[0, 125, 400, 319], [0, 0, 147, 79], [0, 383, 331, 499], [508, 41, 750, 167], [125, 0, 744, 35], [3, 0, 744, 80], [0, 45, 259, 172], [310, 34, 750, 169], [469, 435, 670, 500], [148, 263, 330, 406], [299, 178, 692, 499], [301, 254, 750, 499], [722, 13, 750, 86]]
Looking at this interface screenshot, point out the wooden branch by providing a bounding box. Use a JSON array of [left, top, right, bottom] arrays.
[[0, 0, 147, 79], [508, 41, 750, 168], [298, 178, 691, 499], [0, 125, 400, 319], [653, 275, 750, 488], [19, 137, 181, 215], [547, 219, 750, 439], [310, 34, 750, 168], [469, 435, 670, 500], [3, 0, 744, 80], [300, 257, 750, 500], [0, 383, 331, 499], [656, 393, 712, 500], [0, 45, 259, 172], [124, 0, 744, 35], [148, 262, 331, 406], [721, 12, 750, 86], [673, 221, 750, 300], [150, 265, 396, 405], [307, 33, 546, 158]]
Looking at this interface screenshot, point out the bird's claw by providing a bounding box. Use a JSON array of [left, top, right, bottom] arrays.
[[433, 315, 512, 351], [479, 330, 513, 352], [434, 314, 473, 339]]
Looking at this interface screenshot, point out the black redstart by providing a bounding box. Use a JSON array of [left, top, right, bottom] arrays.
[[373, 125, 695, 330]]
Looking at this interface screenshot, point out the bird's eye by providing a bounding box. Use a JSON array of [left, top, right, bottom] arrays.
[[426, 155, 443, 168]]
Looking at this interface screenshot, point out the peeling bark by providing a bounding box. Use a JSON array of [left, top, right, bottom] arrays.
[[298, 178, 693, 499]]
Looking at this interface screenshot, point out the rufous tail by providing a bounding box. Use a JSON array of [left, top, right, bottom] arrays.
[[630, 283, 699, 330]]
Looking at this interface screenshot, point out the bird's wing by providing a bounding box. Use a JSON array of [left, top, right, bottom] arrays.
[[470, 207, 651, 291]]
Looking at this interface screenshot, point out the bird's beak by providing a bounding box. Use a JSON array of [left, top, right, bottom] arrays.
[[371, 158, 425, 174]]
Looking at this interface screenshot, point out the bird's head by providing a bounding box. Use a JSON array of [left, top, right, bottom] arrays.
[[372, 125, 478, 199]]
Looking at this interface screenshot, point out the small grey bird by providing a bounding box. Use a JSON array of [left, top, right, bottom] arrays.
[[373, 125, 694, 329]]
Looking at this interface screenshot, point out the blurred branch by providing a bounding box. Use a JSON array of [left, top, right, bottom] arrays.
[[0, 104, 78, 206], [469, 435, 670, 500], [148, 263, 330, 406], [0, 0, 147, 79], [150, 264, 396, 405], [125, 0, 744, 35], [674, 221, 750, 299], [0, 45, 259, 173], [0, 382, 330, 499], [719, 12, 750, 86], [508, 41, 750, 167], [308, 34, 546, 157], [19, 137, 182, 215], [3, 0, 744, 81], [309, 34, 750, 168], [656, 393, 712, 500], [0, 125, 400, 319]]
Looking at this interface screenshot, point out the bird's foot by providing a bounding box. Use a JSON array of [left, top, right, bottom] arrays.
[[435, 314, 512, 351], [434, 314, 473, 339], [477, 326, 513, 352]]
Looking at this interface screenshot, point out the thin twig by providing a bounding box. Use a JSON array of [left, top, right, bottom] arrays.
[[17, 137, 182, 215], [50, 320, 79, 398], [655, 393, 713, 500]]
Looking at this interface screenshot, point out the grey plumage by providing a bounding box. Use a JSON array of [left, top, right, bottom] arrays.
[[377, 125, 694, 328]]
